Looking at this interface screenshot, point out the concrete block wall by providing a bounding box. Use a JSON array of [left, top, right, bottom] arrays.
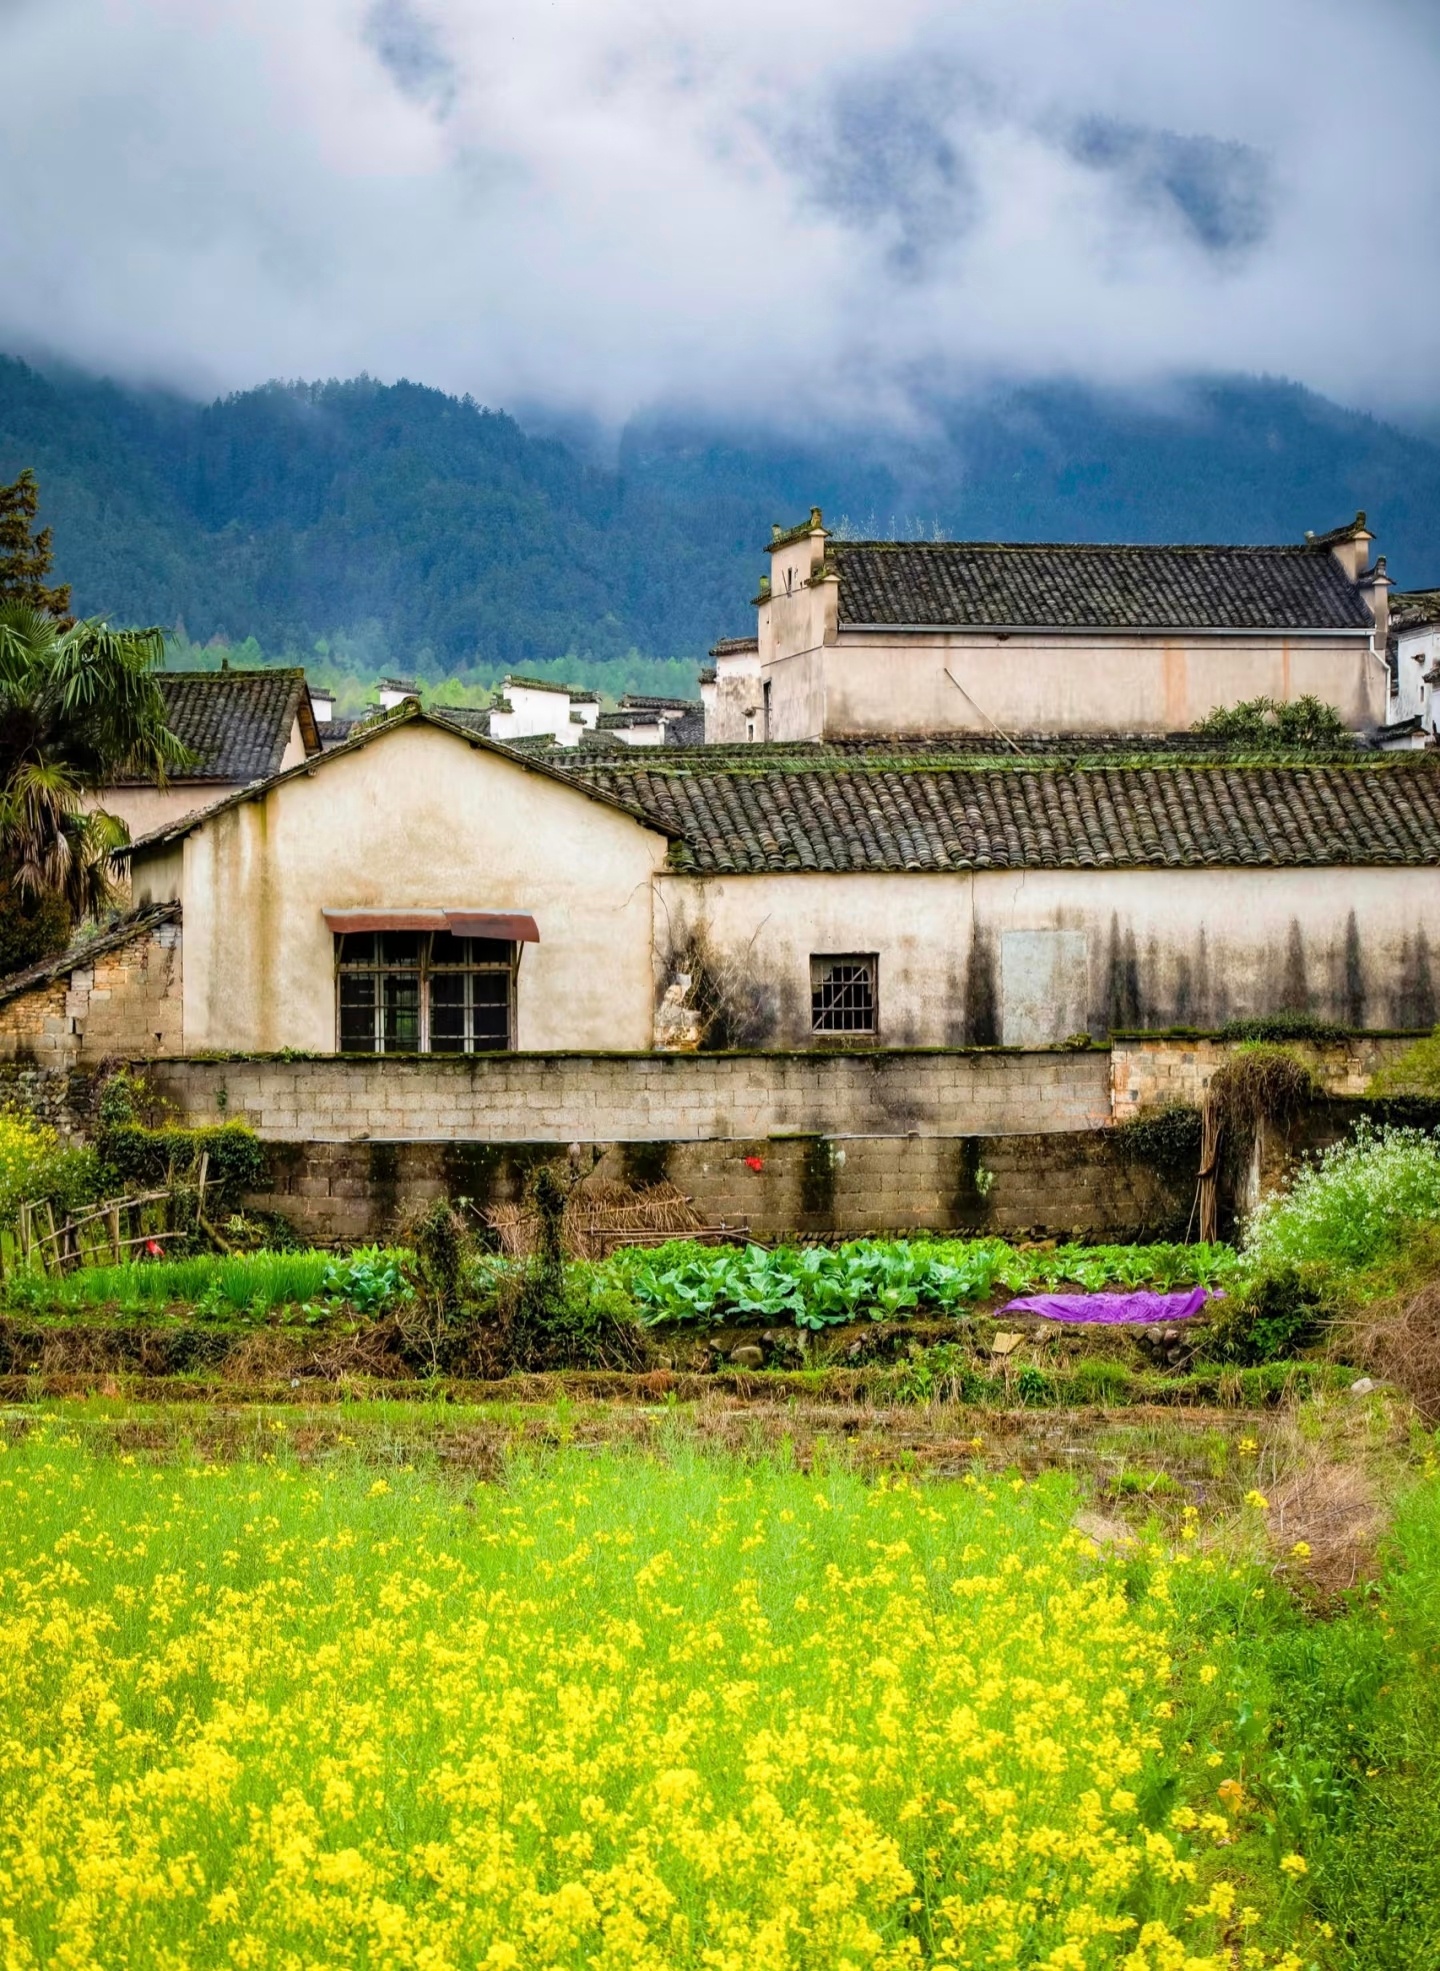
[[146, 1047, 1114, 1144]]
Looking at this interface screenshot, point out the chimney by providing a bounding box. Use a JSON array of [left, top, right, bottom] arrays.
[[309, 685, 335, 724], [1307, 510, 1373, 583], [1358, 552, 1392, 651]]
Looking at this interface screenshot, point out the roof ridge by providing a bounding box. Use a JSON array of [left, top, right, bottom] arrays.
[[830, 538, 1326, 556], [158, 665, 307, 679], [122, 702, 682, 855]]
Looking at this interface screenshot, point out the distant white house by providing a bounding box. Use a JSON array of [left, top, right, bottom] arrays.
[[702, 637, 762, 743], [1384, 591, 1440, 745], [593, 694, 704, 748], [747, 508, 1396, 742], [483, 677, 600, 749]]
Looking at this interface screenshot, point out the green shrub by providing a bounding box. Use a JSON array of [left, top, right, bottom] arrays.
[[0, 1112, 102, 1226], [1191, 693, 1353, 754], [1114, 1104, 1201, 1172], [1203, 1264, 1328, 1365], [1219, 1010, 1349, 1045], [0, 883, 70, 975], [1245, 1123, 1440, 1276], [100, 1120, 266, 1201], [502, 1261, 645, 1372], [95, 1067, 266, 1209], [1369, 1031, 1440, 1098]]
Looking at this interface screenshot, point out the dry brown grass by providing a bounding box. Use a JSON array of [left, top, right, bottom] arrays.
[[485, 1179, 701, 1260], [1340, 1280, 1440, 1426], [1266, 1456, 1385, 1595]]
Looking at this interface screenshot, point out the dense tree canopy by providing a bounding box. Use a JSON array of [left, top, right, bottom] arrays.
[[0, 467, 71, 620], [0, 594, 188, 965], [1, 356, 1438, 689]]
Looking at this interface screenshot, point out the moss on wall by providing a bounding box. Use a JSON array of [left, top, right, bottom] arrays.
[[621, 1141, 672, 1188], [799, 1135, 838, 1220]]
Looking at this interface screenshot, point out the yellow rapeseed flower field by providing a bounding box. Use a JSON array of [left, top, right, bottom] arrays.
[[0, 1431, 1301, 1971]]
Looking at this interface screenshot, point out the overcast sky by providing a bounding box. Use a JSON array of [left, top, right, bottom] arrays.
[[2, 0, 1437, 428]]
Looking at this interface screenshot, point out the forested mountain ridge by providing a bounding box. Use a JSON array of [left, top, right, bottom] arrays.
[[2, 353, 1437, 698]]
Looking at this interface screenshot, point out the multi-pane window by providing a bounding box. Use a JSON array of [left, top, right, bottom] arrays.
[[810, 954, 877, 1036], [337, 932, 515, 1053]]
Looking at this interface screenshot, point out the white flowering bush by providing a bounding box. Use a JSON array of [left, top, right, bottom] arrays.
[[1245, 1122, 1440, 1274]]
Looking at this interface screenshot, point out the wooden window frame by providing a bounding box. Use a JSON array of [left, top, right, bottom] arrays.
[[334, 932, 518, 1054]]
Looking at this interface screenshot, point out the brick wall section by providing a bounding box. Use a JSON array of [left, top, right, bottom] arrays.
[[146, 1048, 1114, 1144], [249, 1131, 1189, 1245], [1110, 1034, 1418, 1121], [0, 922, 181, 1072]]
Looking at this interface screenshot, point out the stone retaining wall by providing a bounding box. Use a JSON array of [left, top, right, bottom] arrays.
[[249, 1129, 1189, 1246]]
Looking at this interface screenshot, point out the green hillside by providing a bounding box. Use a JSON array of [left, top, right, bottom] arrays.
[[2, 354, 1437, 702]]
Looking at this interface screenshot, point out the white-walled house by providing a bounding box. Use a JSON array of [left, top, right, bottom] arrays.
[[1384, 591, 1440, 742], [487, 676, 599, 748], [749, 510, 1394, 742], [702, 637, 762, 743], [19, 705, 1430, 1066]]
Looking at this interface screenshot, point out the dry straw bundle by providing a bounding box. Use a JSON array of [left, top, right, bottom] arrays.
[[484, 1178, 701, 1260]]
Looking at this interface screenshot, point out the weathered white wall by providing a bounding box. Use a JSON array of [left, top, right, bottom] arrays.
[[706, 646, 764, 744], [131, 722, 671, 1053], [656, 865, 1440, 1046], [757, 628, 1386, 740], [1390, 625, 1440, 730]]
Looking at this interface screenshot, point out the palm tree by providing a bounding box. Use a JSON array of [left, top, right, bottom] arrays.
[[0, 602, 191, 925]]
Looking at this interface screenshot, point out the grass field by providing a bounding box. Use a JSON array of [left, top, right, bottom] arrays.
[[3, 1414, 1414, 1971]]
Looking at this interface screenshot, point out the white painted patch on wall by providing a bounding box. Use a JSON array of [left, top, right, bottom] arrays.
[[1001, 930, 1089, 1045]]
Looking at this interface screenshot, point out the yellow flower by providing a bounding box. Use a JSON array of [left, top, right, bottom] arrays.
[[1279, 1852, 1308, 1876], [1243, 1490, 1270, 1511], [368, 1478, 391, 1497], [1289, 1541, 1312, 1560]]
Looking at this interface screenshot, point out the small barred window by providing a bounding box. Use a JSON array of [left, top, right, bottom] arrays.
[[810, 954, 877, 1036]]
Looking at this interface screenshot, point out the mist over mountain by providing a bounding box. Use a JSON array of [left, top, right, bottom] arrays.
[[2, 353, 1437, 696]]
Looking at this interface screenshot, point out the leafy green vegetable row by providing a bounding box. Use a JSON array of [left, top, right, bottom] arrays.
[[619, 1237, 1238, 1331]]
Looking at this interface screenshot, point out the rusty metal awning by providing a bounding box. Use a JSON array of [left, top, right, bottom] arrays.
[[322, 908, 539, 942], [443, 912, 540, 943]]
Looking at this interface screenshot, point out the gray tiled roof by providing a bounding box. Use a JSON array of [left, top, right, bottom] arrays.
[[0, 902, 180, 1006], [568, 758, 1440, 873], [428, 703, 493, 736], [1392, 590, 1440, 634], [136, 670, 315, 782], [829, 540, 1375, 632]]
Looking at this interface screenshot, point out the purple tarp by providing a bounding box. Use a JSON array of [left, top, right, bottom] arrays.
[[998, 1287, 1218, 1325]]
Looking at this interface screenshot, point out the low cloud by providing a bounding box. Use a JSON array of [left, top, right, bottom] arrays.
[[0, 0, 1435, 426]]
